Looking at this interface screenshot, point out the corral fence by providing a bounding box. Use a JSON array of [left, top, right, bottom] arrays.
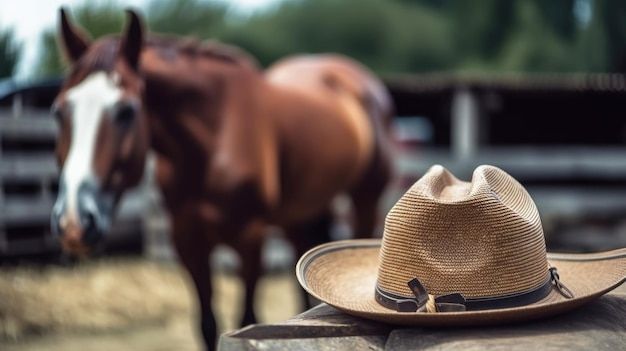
[[386, 72, 626, 251], [2, 73, 626, 263], [0, 79, 151, 262]]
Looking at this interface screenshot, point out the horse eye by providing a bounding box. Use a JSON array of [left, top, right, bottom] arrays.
[[115, 103, 137, 129]]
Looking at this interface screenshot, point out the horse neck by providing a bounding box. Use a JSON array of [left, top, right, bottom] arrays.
[[140, 51, 277, 183]]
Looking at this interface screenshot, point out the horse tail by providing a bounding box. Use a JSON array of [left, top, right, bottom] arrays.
[[366, 77, 394, 130], [323, 66, 395, 188], [323, 69, 393, 131]]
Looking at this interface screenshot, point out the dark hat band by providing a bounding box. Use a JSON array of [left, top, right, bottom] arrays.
[[375, 269, 564, 313]]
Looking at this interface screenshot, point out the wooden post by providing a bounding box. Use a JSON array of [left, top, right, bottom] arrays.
[[12, 92, 22, 119], [451, 88, 479, 160]]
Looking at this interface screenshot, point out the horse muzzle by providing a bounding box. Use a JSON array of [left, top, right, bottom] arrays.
[[51, 179, 114, 255]]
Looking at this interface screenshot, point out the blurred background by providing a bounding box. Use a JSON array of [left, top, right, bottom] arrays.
[[1, 0, 626, 350]]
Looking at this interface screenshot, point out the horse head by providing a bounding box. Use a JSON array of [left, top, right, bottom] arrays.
[[51, 8, 149, 255]]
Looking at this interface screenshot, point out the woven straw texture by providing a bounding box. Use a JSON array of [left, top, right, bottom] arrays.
[[295, 164, 626, 325], [297, 240, 626, 326], [378, 165, 548, 298]]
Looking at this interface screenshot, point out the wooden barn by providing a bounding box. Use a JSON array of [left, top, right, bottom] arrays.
[[1, 72, 625, 260], [385, 72, 626, 251]]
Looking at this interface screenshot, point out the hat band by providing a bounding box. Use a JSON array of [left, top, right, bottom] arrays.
[[375, 271, 554, 313]]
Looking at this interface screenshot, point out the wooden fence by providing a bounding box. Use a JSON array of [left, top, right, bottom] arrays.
[[0, 108, 148, 260]]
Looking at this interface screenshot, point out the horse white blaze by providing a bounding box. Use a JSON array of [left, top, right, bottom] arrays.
[[60, 72, 123, 224]]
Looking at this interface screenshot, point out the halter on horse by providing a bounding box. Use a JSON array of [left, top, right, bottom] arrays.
[[51, 9, 393, 350]]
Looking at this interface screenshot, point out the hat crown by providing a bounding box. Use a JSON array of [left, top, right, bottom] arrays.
[[377, 165, 549, 300]]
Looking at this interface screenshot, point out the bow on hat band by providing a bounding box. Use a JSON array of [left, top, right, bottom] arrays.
[[375, 279, 467, 313], [375, 267, 574, 313]]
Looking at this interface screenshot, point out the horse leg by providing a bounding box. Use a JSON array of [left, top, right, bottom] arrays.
[[287, 210, 333, 310], [350, 191, 381, 239], [235, 220, 266, 327], [170, 209, 216, 351], [350, 146, 392, 239]]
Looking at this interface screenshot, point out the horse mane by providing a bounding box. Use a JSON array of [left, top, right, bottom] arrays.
[[67, 34, 260, 81], [146, 35, 261, 70], [65, 39, 118, 83]]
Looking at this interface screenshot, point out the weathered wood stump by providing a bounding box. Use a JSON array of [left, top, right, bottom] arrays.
[[219, 287, 626, 350]]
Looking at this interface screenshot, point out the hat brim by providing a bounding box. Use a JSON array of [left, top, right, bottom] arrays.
[[296, 239, 626, 326]]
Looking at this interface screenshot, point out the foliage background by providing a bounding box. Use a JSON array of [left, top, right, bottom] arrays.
[[0, 26, 21, 79], [2, 0, 626, 80]]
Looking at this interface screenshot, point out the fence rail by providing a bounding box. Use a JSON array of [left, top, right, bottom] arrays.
[[0, 155, 58, 179], [0, 108, 148, 259], [0, 114, 58, 137]]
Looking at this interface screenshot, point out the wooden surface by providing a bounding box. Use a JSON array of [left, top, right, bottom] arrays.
[[219, 285, 626, 351]]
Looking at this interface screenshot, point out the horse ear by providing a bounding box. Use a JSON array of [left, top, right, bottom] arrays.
[[119, 9, 144, 72], [59, 7, 91, 63]]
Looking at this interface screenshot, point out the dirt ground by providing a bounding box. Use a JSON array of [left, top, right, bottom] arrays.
[[0, 258, 302, 351]]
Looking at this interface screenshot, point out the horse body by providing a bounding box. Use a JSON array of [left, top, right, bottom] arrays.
[[266, 56, 387, 222], [52, 10, 393, 351], [145, 46, 391, 227]]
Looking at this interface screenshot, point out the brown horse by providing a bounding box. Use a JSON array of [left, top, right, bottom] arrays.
[[50, 8, 393, 350]]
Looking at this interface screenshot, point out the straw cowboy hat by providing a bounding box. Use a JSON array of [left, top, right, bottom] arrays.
[[296, 165, 626, 325]]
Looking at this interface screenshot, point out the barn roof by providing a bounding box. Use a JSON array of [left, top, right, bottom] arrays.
[[384, 72, 626, 93]]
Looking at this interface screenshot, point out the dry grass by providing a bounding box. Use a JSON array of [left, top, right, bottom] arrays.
[[0, 259, 191, 341], [0, 258, 302, 347]]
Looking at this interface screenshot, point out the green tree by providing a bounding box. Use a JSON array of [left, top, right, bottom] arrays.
[[397, 0, 582, 72], [495, 0, 577, 72], [532, 0, 577, 40], [0, 26, 21, 78], [582, 0, 626, 72], [32, 0, 625, 78], [220, 0, 453, 73], [146, 0, 228, 37], [449, 0, 515, 63], [37, 2, 126, 78]]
